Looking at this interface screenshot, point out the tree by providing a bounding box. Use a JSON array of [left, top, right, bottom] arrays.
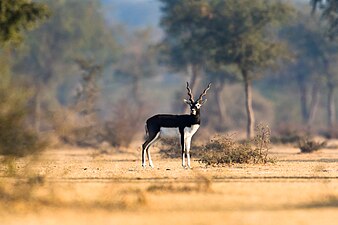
[[0, 0, 49, 157], [206, 0, 292, 138], [115, 28, 159, 103], [159, 0, 213, 93], [281, 14, 336, 131], [325, 55, 338, 137], [311, 0, 338, 39], [13, 0, 120, 132], [0, 0, 50, 46], [310, 0, 338, 137], [70, 59, 103, 146], [206, 64, 239, 125]]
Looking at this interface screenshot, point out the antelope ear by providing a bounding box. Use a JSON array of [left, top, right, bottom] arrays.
[[200, 99, 207, 105], [183, 99, 191, 105]]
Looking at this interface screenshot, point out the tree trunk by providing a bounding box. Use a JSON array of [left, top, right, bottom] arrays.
[[307, 83, 320, 130], [34, 87, 41, 133], [189, 63, 201, 92], [215, 81, 226, 122], [297, 78, 309, 124], [242, 70, 255, 139], [327, 83, 336, 137]]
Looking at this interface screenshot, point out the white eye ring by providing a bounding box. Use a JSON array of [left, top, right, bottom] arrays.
[[195, 103, 201, 109]]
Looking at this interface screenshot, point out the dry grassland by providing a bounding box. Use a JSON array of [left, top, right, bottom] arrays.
[[0, 141, 337, 225]]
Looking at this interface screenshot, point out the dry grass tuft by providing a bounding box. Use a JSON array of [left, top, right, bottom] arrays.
[[298, 137, 327, 153], [301, 194, 338, 208], [147, 174, 212, 193], [158, 136, 183, 158], [199, 124, 273, 166], [158, 125, 273, 166], [0, 178, 148, 212]]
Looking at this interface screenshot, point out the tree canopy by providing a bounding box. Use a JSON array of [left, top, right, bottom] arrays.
[[0, 0, 50, 46], [159, 0, 293, 138], [159, 0, 212, 69]]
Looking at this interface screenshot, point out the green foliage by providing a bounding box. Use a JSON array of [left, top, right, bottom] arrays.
[[11, 0, 121, 136], [15, 0, 119, 81], [159, 0, 212, 69], [0, 0, 50, 46], [159, 0, 293, 138], [206, 0, 293, 77], [160, 0, 293, 77]]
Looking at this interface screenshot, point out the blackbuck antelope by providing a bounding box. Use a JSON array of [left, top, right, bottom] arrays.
[[142, 82, 211, 168]]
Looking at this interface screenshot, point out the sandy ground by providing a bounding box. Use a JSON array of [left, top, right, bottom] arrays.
[[0, 142, 337, 225]]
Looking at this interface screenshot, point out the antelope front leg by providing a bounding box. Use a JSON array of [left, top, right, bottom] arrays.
[[180, 129, 186, 168], [185, 136, 192, 169]]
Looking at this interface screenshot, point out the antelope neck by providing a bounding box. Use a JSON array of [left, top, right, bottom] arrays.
[[190, 110, 201, 125]]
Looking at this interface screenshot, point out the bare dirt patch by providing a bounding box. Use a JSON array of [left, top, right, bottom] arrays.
[[0, 142, 338, 225]]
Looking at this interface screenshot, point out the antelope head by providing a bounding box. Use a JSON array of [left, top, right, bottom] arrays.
[[184, 82, 211, 115]]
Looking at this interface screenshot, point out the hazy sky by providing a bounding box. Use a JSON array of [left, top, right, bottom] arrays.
[[102, 0, 161, 28], [101, 0, 313, 29]]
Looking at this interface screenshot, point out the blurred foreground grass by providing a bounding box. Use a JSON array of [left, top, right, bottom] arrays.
[[0, 145, 338, 225]]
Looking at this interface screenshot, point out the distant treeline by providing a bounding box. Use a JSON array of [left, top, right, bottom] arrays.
[[0, 0, 338, 156]]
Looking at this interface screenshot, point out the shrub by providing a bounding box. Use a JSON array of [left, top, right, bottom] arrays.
[[103, 98, 148, 147], [270, 124, 303, 144], [298, 137, 327, 153], [320, 128, 338, 139], [0, 74, 45, 157], [158, 135, 206, 158], [199, 124, 273, 165], [158, 136, 181, 158], [157, 124, 273, 165], [46, 104, 103, 147]]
